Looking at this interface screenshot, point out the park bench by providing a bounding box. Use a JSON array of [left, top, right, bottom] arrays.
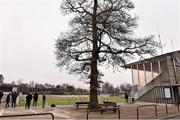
[[95, 103, 117, 113], [74, 102, 90, 109], [103, 101, 117, 105], [87, 105, 120, 120], [74, 101, 117, 111]]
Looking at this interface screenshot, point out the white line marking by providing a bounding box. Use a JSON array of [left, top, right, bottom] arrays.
[[58, 109, 70, 114], [52, 112, 74, 119], [30, 109, 37, 113], [0, 109, 4, 116]]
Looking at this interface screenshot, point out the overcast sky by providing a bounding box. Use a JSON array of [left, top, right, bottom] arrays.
[[0, 0, 180, 88]]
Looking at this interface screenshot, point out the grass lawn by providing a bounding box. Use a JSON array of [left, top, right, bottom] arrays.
[[19, 95, 125, 106]]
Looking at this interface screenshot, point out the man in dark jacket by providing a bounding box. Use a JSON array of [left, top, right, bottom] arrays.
[[33, 92, 38, 107], [5, 93, 11, 108], [11, 91, 17, 108], [42, 93, 46, 108], [125, 93, 129, 103], [0, 90, 4, 104], [25, 93, 32, 109]]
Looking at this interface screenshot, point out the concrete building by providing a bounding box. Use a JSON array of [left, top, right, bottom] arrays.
[[124, 50, 180, 104]]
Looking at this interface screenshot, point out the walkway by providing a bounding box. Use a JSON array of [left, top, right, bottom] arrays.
[[0, 103, 180, 119]]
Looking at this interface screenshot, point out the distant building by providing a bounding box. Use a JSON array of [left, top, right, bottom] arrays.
[[124, 50, 180, 104]]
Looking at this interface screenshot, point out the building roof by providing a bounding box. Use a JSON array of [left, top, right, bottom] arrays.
[[123, 50, 180, 69]]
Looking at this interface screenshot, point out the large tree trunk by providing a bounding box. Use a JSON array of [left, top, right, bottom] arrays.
[[89, 0, 98, 107]]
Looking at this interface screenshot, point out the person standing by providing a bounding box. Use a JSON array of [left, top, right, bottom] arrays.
[[25, 93, 32, 109], [125, 93, 129, 103], [42, 93, 46, 108], [33, 92, 38, 107], [5, 93, 11, 108], [0, 90, 4, 104], [11, 91, 17, 108]]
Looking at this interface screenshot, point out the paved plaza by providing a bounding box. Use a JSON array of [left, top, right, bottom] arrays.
[[0, 103, 180, 119]]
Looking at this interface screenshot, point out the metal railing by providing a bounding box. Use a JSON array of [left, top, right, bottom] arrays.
[[137, 104, 157, 119], [86, 106, 120, 120], [162, 114, 180, 119], [164, 103, 180, 115], [134, 64, 168, 102], [0, 112, 54, 120]]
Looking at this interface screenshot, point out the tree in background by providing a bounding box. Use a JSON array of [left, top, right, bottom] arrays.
[[101, 82, 111, 94], [101, 82, 119, 95], [11, 81, 16, 85], [0, 74, 4, 85], [29, 81, 35, 88], [17, 79, 23, 85], [101, 82, 114, 94], [66, 85, 75, 94], [120, 83, 132, 95], [17, 79, 23, 92], [55, 0, 159, 105], [44, 83, 55, 88]]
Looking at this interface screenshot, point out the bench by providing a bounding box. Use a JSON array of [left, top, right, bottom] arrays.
[[74, 102, 90, 109], [103, 101, 117, 105], [96, 103, 117, 113], [74, 101, 117, 111], [87, 105, 120, 120]]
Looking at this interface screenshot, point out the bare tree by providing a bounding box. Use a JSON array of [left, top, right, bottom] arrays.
[[17, 78, 23, 85], [29, 81, 35, 88], [55, 0, 159, 105], [101, 82, 115, 94], [120, 83, 132, 95], [11, 81, 16, 85]]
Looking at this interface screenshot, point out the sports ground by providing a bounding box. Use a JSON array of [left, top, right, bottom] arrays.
[[1, 102, 180, 119]]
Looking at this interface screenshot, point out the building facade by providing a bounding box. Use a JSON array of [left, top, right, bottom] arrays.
[[124, 50, 180, 104]]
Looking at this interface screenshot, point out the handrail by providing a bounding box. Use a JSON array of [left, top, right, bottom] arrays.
[[0, 112, 54, 120], [133, 86, 156, 103], [86, 106, 120, 120], [164, 103, 180, 115], [134, 65, 168, 102], [133, 84, 180, 103], [137, 104, 157, 119]]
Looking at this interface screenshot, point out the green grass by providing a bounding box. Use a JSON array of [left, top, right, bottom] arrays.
[[19, 95, 125, 106]]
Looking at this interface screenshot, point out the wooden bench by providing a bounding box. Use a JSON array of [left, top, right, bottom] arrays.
[[74, 102, 90, 109]]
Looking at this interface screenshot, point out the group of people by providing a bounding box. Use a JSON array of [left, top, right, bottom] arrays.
[[0, 91, 18, 108], [124, 93, 134, 103], [0, 90, 46, 109], [5, 91, 18, 108], [25, 92, 46, 109]]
